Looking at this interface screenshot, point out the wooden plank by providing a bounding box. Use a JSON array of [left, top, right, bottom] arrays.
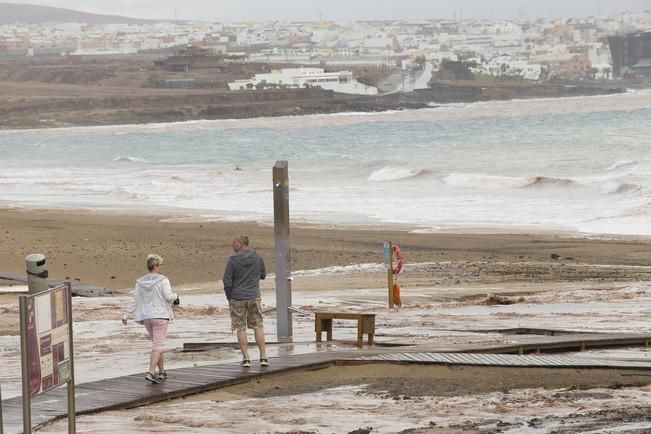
[[182, 342, 289, 352], [315, 312, 376, 320], [355, 352, 651, 369]]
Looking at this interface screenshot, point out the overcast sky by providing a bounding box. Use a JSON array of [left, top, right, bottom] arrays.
[[5, 0, 650, 22]]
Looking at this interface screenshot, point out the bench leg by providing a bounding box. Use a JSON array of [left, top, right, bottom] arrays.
[[356, 321, 363, 347], [315, 318, 322, 342], [325, 319, 333, 341], [316, 318, 334, 343], [362, 317, 375, 346]]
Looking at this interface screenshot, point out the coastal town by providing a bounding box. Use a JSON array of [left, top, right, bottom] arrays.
[[0, 5, 649, 129], [1, 7, 650, 91]]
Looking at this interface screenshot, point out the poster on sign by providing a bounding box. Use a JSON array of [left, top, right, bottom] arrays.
[[22, 284, 71, 397]]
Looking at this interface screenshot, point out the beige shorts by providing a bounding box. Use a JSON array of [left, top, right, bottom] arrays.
[[229, 298, 263, 331]]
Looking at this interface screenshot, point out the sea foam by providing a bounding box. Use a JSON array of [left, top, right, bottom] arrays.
[[367, 166, 426, 182]]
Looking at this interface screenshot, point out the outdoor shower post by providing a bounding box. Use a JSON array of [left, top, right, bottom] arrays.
[[273, 161, 293, 342]]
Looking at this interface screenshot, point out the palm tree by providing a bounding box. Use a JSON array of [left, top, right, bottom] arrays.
[[602, 67, 611, 79], [590, 67, 599, 79]]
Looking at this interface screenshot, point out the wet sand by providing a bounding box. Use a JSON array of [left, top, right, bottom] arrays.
[[2, 208, 651, 291], [38, 363, 651, 433], [183, 363, 651, 400]]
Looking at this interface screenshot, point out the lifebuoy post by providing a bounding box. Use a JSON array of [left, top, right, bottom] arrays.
[[385, 241, 395, 308], [386, 243, 405, 308]]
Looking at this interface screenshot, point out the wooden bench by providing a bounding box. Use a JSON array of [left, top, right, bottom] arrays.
[[315, 312, 376, 347]]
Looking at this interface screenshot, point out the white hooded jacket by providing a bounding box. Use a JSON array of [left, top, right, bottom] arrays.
[[123, 273, 177, 323]]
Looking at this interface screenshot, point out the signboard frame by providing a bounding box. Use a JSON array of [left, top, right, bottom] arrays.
[[0, 382, 4, 434], [385, 241, 395, 308], [19, 282, 76, 434]]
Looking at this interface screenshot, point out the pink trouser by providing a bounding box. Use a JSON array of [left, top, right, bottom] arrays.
[[143, 319, 169, 353]]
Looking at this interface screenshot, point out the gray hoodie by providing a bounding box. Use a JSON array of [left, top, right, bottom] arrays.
[[223, 249, 266, 301]]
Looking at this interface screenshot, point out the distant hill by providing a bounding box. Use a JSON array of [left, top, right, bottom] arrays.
[[0, 2, 153, 25]]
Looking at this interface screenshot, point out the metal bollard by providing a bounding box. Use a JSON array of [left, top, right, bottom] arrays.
[[25, 254, 48, 295]]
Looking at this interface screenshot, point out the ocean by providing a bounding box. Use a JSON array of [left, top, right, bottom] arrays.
[[1, 90, 650, 235]]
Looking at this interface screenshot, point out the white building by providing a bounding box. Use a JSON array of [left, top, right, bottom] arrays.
[[228, 67, 378, 95], [482, 56, 543, 80]]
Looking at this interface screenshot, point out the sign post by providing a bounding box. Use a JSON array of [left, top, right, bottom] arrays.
[[18, 295, 30, 433], [65, 282, 76, 434], [1, 381, 4, 434], [19, 283, 75, 434], [273, 161, 293, 342], [385, 242, 395, 309]]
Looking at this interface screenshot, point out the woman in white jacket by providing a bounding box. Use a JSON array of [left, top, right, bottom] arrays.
[[122, 254, 178, 384]]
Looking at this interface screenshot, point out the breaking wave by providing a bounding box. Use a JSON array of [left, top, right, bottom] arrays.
[[112, 156, 147, 163], [600, 180, 643, 195], [606, 160, 638, 171], [521, 176, 576, 188], [443, 173, 578, 190], [443, 173, 522, 189], [367, 166, 427, 182]]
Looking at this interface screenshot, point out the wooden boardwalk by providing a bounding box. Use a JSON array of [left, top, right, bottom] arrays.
[[355, 351, 651, 368], [2, 351, 352, 434], [458, 331, 651, 355], [2, 332, 651, 434]]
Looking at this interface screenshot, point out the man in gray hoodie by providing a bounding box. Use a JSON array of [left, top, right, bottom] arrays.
[[223, 234, 268, 367]]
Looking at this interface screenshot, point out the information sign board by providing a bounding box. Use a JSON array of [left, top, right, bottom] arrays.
[[22, 284, 71, 397]]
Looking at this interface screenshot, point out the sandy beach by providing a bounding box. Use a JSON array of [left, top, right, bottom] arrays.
[[2, 208, 651, 292], [1, 208, 651, 433]]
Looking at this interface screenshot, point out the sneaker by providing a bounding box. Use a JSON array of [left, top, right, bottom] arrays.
[[156, 371, 168, 381], [145, 372, 161, 384], [260, 358, 269, 367], [240, 359, 251, 368]]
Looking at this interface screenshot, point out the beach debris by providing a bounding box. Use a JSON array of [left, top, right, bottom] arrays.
[[483, 294, 517, 305], [550, 253, 573, 261], [347, 428, 373, 434]]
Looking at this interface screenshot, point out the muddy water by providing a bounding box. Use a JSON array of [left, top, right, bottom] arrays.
[[2, 277, 650, 433]]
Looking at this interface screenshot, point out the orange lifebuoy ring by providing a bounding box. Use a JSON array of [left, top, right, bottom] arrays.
[[392, 281, 402, 307], [391, 244, 403, 274]]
